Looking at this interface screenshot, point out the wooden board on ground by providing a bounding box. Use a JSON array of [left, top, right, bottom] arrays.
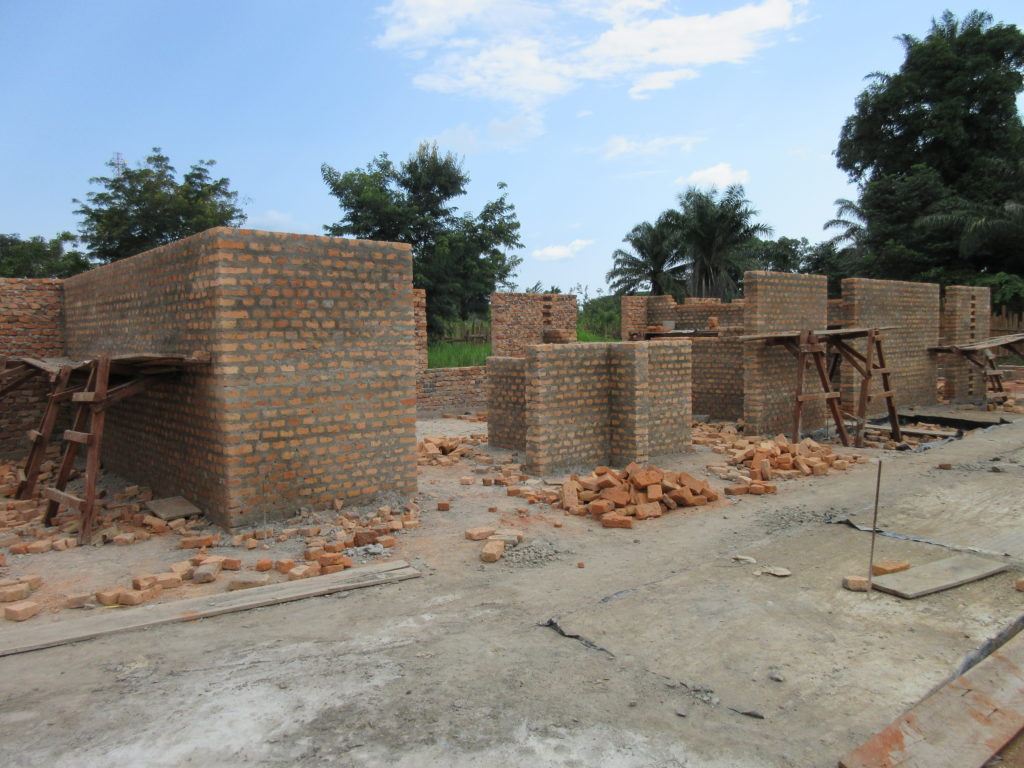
[[871, 554, 1007, 599], [145, 496, 202, 521], [0, 560, 419, 658], [839, 630, 1024, 768]]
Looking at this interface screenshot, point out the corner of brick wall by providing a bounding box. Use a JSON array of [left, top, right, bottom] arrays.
[[413, 288, 428, 372], [620, 295, 649, 340], [0, 278, 66, 459], [691, 335, 744, 421], [63, 227, 417, 527], [646, 339, 692, 456], [491, 293, 577, 357]]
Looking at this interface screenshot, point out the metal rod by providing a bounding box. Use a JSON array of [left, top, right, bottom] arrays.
[[866, 459, 883, 592]]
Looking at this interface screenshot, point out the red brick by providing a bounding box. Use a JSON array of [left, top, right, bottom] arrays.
[[4, 600, 41, 621]]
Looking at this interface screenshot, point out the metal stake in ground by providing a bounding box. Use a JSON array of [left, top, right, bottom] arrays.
[[866, 459, 882, 592]]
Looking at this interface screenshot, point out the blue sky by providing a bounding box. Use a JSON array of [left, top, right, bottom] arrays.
[[2, 0, 1022, 293]]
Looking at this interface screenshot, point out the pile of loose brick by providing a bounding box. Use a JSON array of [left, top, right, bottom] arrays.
[[555, 463, 722, 529], [464, 525, 525, 563], [417, 434, 487, 466], [694, 423, 866, 493]]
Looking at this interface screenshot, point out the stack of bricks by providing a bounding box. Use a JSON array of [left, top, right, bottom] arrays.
[[488, 340, 693, 474], [940, 285, 991, 404], [62, 227, 417, 528], [743, 271, 828, 436], [490, 293, 577, 357], [0, 278, 65, 459], [840, 278, 940, 416], [691, 332, 745, 421], [486, 358, 527, 449]]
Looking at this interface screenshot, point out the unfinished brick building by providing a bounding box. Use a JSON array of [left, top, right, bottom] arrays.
[[1, 228, 417, 528]]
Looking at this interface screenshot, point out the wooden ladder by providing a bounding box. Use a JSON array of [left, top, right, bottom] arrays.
[[15, 364, 76, 500], [41, 356, 110, 544], [792, 330, 850, 446]]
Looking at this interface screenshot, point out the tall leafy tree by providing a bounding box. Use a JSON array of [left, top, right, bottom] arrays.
[[605, 212, 686, 297], [75, 149, 246, 262], [322, 142, 522, 331], [835, 10, 1024, 283], [674, 185, 772, 300], [0, 232, 93, 278]]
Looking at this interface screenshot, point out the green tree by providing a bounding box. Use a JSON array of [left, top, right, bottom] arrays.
[[0, 232, 93, 278], [835, 10, 1024, 282], [742, 236, 807, 273], [74, 149, 246, 263], [605, 212, 686, 297], [674, 185, 772, 300], [322, 142, 522, 332]]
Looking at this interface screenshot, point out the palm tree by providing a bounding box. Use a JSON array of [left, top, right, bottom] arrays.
[[823, 197, 868, 252], [675, 185, 772, 299], [605, 212, 686, 296]]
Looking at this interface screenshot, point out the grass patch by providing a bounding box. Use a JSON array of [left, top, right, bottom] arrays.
[[577, 326, 618, 342], [428, 341, 491, 368]]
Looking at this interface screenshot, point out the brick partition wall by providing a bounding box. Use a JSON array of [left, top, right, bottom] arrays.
[[489, 340, 693, 473], [941, 285, 991, 404], [0, 278, 65, 459], [491, 293, 577, 357], [620, 295, 745, 338], [413, 288, 428, 372], [62, 227, 416, 527], [743, 271, 828, 436], [840, 278, 940, 416], [417, 366, 486, 413], [486, 357, 527, 450], [691, 334, 744, 421]]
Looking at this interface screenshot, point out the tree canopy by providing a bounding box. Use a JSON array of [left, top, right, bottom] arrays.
[[322, 143, 522, 332], [74, 148, 246, 263], [605, 213, 687, 298], [835, 10, 1024, 286], [0, 232, 93, 279]]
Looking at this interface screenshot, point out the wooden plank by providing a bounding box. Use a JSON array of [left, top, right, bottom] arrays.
[[62, 430, 93, 445], [0, 561, 420, 658], [41, 486, 84, 511], [839, 631, 1024, 768], [797, 391, 841, 402], [871, 555, 1007, 599], [146, 496, 202, 521]]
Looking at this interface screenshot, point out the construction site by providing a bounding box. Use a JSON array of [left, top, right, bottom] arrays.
[[2, 227, 1024, 767]]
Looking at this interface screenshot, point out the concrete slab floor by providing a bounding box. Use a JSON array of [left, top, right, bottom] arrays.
[[1, 418, 1022, 767]]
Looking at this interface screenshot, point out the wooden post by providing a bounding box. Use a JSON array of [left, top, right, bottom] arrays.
[[45, 364, 98, 525], [867, 460, 883, 592], [16, 365, 72, 499], [792, 331, 809, 442]]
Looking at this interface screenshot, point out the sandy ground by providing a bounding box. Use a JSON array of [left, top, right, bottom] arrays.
[[1, 417, 1023, 767]]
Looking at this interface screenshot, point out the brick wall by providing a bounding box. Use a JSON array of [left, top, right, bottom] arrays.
[[941, 285, 991, 404], [675, 298, 745, 330], [828, 299, 847, 328], [743, 271, 828, 436], [486, 357, 527, 450], [413, 288, 428, 372], [488, 340, 693, 473], [647, 339, 693, 456], [525, 344, 611, 473], [63, 227, 417, 527], [691, 334, 744, 421], [491, 293, 577, 357], [0, 278, 65, 459], [620, 295, 648, 339], [840, 278, 939, 415], [417, 366, 486, 413]]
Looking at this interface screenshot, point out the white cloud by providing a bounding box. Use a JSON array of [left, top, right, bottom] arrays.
[[576, 109, 594, 118], [376, 0, 804, 130], [628, 67, 698, 99], [532, 238, 594, 261], [602, 134, 703, 159], [679, 162, 750, 187]]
